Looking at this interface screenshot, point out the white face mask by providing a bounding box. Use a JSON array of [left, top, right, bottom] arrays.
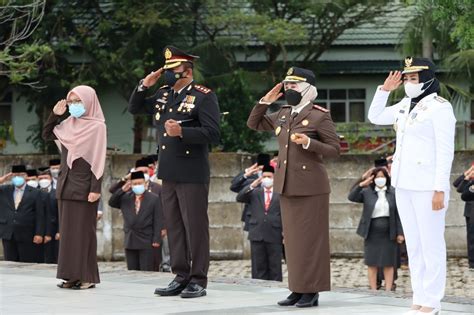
[[39, 179, 52, 189], [404, 78, 433, 98], [144, 173, 150, 182], [374, 177, 387, 188], [50, 169, 60, 178], [262, 177, 274, 188], [26, 180, 39, 188]]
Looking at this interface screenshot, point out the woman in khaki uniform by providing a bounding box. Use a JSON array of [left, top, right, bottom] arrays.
[[247, 67, 340, 308], [43, 85, 106, 290]]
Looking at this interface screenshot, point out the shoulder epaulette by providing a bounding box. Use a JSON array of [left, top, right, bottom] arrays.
[[194, 84, 212, 94], [158, 85, 169, 90], [313, 104, 329, 113], [434, 95, 448, 103]]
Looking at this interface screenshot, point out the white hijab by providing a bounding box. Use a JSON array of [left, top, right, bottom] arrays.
[[290, 82, 318, 114]]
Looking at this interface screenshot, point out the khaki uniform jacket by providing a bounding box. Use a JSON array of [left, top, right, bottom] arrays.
[[247, 102, 340, 196]]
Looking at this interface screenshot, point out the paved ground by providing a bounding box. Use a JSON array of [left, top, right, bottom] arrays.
[[0, 261, 473, 315], [98, 257, 474, 301]]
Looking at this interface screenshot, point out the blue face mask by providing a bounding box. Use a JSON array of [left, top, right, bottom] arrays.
[[12, 176, 25, 187], [68, 102, 86, 118], [132, 185, 145, 195]]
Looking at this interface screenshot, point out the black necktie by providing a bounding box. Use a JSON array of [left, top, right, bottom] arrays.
[[290, 111, 298, 122]]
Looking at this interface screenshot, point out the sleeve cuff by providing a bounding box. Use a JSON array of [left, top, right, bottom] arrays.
[[302, 137, 311, 150], [258, 97, 272, 105]]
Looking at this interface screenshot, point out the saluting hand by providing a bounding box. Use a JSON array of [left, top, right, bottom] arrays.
[[122, 181, 132, 192], [0, 172, 12, 184], [244, 163, 262, 178], [261, 83, 283, 104], [361, 167, 375, 180], [359, 175, 374, 187], [381, 71, 402, 92], [464, 166, 474, 180], [53, 99, 67, 115], [143, 68, 164, 88], [250, 177, 263, 189]]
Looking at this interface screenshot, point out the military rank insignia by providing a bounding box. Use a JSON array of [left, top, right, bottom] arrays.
[[313, 104, 329, 113], [194, 84, 211, 94]]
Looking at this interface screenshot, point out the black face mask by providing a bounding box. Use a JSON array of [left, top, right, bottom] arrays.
[[285, 89, 302, 106], [164, 70, 186, 86]]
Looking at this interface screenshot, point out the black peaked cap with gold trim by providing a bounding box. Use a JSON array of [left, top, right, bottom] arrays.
[[163, 45, 199, 70], [283, 67, 316, 86], [402, 56, 436, 74]]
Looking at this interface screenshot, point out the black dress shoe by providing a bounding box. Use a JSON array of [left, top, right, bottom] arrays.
[[295, 293, 319, 308], [180, 283, 206, 298], [277, 292, 302, 306], [154, 280, 188, 296]]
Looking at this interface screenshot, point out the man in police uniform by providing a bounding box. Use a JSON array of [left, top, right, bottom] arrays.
[[128, 46, 220, 298], [368, 57, 456, 315], [247, 67, 340, 308]]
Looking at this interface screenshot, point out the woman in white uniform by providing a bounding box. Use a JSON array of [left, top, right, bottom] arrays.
[[367, 57, 456, 315]]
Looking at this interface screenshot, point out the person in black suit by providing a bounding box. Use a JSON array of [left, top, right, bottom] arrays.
[[129, 45, 220, 298], [454, 164, 474, 269], [0, 165, 45, 262], [236, 164, 283, 281], [109, 158, 168, 271], [230, 154, 270, 231], [348, 167, 404, 291], [37, 167, 60, 264], [108, 171, 163, 271]]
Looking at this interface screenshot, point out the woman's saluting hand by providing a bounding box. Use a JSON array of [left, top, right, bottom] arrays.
[[53, 99, 68, 115]]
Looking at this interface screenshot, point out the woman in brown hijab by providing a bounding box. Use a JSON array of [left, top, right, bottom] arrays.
[[43, 85, 107, 290]]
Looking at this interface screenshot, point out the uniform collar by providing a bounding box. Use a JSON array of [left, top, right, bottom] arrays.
[[291, 100, 311, 115], [173, 81, 194, 95]]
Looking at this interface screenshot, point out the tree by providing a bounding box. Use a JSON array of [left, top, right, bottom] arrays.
[[181, 0, 395, 79], [212, 70, 271, 153], [8, 0, 178, 153]]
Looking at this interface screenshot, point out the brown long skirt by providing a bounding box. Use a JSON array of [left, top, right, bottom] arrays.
[[56, 199, 100, 284], [280, 194, 330, 293]]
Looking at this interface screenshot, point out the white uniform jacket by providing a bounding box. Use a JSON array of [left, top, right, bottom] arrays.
[[368, 87, 456, 192]]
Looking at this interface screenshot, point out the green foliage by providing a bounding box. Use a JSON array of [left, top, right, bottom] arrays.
[[213, 70, 270, 153], [0, 124, 17, 152]]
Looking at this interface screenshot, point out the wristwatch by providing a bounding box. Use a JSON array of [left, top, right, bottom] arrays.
[[138, 79, 149, 92]]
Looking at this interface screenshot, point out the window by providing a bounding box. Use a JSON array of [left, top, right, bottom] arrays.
[[0, 92, 12, 125], [317, 89, 366, 122]]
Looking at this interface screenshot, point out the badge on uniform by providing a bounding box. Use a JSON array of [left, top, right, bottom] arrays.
[[155, 112, 161, 121], [275, 126, 282, 136]]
